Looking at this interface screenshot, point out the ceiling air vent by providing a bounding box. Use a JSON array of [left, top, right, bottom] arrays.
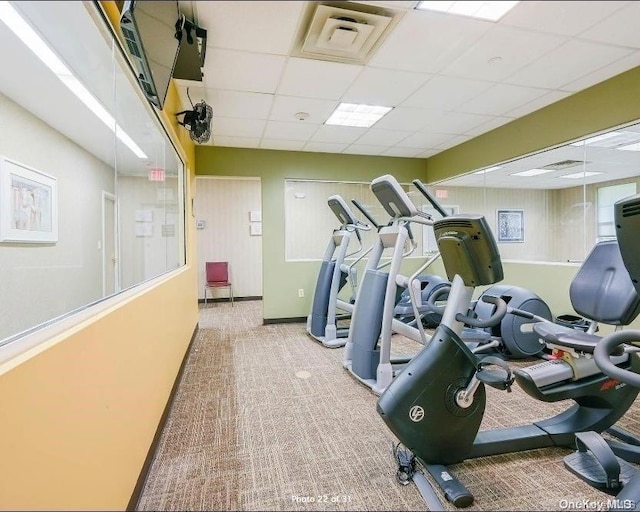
[[292, 2, 403, 65], [541, 160, 585, 171]]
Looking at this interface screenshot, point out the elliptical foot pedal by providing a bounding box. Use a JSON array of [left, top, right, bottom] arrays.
[[475, 356, 514, 391], [564, 431, 636, 494]]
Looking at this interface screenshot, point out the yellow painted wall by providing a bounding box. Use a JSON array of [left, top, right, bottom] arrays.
[[0, 2, 199, 509]]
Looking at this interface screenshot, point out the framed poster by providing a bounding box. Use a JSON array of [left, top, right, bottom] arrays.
[[0, 156, 58, 243], [497, 209, 524, 243]]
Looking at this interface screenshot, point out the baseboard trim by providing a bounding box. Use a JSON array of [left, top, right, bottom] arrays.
[[198, 296, 262, 304], [127, 323, 199, 511], [263, 316, 307, 325]]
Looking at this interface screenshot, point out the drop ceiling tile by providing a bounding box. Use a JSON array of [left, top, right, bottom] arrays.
[[424, 111, 495, 135], [203, 49, 286, 93], [269, 96, 338, 124], [373, 107, 431, 131], [465, 116, 513, 136], [343, 144, 388, 156], [561, 52, 640, 92], [401, 76, 493, 111], [277, 58, 363, 100], [505, 90, 572, 118], [396, 131, 452, 148], [579, 2, 640, 48], [175, 82, 206, 111], [212, 117, 266, 138], [196, 1, 304, 55], [459, 84, 549, 116], [441, 25, 566, 82], [418, 150, 438, 158], [369, 10, 493, 73], [311, 125, 368, 144], [505, 40, 634, 90], [342, 68, 432, 106], [201, 89, 273, 119], [354, 128, 413, 146], [381, 146, 425, 158], [260, 139, 306, 151], [304, 142, 349, 153], [357, 1, 418, 9], [213, 136, 261, 148], [263, 120, 319, 141], [434, 135, 473, 150], [500, 1, 629, 37]]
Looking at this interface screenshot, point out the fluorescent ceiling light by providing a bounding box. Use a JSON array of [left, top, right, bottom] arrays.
[[571, 131, 640, 149], [571, 132, 621, 146], [0, 1, 147, 159], [559, 171, 603, 179], [415, 1, 519, 21], [617, 142, 640, 152], [511, 168, 555, 177], [473, 165, 501, 175], [325, 103, 393, 128]]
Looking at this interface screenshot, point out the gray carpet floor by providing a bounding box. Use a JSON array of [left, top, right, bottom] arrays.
[[136, 300, 640, 511]]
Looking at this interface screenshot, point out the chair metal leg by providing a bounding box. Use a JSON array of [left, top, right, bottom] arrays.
[[230, 285, 234, 306]]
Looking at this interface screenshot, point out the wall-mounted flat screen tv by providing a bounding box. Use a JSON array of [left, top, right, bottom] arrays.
[[120, 0, 181, 110]]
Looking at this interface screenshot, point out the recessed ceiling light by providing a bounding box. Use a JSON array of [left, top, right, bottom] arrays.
[[473, 165, 501, 175], [415, 1, 520, 21], [511, 168, 556, 177], [0, 1, 147, 159], [559, 171, 603, 179], [325, 103, 393, 128]]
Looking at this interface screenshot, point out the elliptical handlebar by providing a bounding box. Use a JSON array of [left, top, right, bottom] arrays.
[[351, 199, 381, 230], [594, 331, 640, 388], [456, 295, 508, 328], [412, 179, 449, 218], [426, 285, 450, 316]]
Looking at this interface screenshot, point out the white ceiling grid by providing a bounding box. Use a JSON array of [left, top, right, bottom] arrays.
[[176, 0, 640, 165]]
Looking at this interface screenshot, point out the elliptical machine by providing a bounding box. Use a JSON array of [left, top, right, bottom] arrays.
[[307, 195, 370, 348], [376, 195, 640, 507]]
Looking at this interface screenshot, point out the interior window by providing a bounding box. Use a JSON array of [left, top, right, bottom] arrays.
[[0, 2, 186, 346]]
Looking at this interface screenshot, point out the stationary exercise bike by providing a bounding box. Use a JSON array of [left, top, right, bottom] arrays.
[[377, 200, 640, 507], [558, 194, 640, 511]]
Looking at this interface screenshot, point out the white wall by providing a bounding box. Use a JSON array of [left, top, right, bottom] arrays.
[[0, 92, 114, 340], [195, 177, 262, 298]]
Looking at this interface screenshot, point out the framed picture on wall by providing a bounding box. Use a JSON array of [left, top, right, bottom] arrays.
[[497, 209, 524, 243], [0, 156, 58, 243]]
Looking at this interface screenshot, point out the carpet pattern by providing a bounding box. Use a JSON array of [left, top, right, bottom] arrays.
[[136, 301, 640, 511]]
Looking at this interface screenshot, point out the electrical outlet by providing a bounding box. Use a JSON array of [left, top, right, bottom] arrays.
[[298, 288, 304, 298]]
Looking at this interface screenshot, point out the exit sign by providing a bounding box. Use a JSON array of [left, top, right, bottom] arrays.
[[435, 189, 448, 199], [148, 168, 165, 181]]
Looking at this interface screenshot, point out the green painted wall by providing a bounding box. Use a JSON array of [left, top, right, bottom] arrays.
[[196, 66, 640, 322], [426, 65, 640, 183], [195, 148, 426, 319]]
